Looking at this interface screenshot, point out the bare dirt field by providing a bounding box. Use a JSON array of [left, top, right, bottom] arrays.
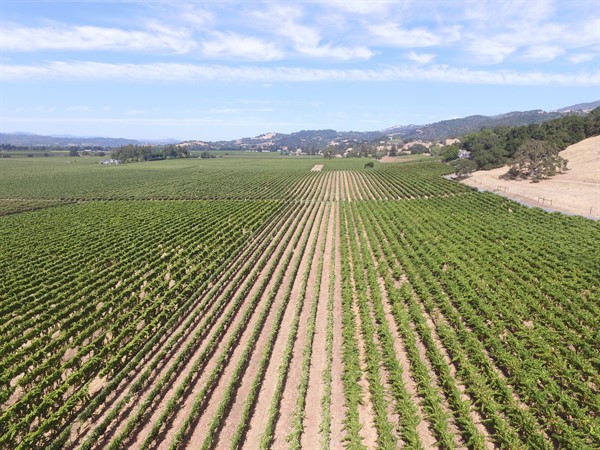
[[461, 135, 600, 218], [380, 155, 426, 163]]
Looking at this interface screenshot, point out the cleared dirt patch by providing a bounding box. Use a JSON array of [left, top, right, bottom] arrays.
[[461, 136, 600, 218], [311, 164, 324, 172]]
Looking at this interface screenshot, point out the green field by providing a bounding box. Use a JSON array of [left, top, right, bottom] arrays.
[[1, 154, 598, 449]]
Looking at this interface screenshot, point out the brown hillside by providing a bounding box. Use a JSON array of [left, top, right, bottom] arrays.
[[461, 135, 600, 218]]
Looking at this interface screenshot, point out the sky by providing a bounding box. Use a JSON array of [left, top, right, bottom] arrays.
[[1, 0, 599, 141]]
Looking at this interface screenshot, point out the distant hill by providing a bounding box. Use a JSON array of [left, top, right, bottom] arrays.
[[181, 101, 599, 150], [384, 109, 580, 141], [555, 100, 600, 113], [0, 133, 178, 148], [2, 100, 597, 150]]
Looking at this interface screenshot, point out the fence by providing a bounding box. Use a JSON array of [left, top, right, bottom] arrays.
[[468, 177, 599, 219]]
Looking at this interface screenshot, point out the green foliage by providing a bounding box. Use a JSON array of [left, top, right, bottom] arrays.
[[460, 107, 600, 170], [2, 156, 599, 449], [453, 158, 477, 179], [408, 143, 429, 154], [440, 143, 460, 162], [111, 144, 189, 162], [504, 139, 567, 181]]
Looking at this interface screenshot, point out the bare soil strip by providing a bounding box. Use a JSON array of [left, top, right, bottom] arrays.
[[311, 164, 324, 172], [341, 205, 378, 447], [328, 198, 346, 447], [348, 171, 364, 201], [67, 204, 297, 449], [270, 202, 330, 447], [211, 201, 326, 449], [239, 202, 326, 448], [341, 171, 352, 201], [173, 201, 322, 449], [301, 200, 336, 449], [117, 201, 314, 449]]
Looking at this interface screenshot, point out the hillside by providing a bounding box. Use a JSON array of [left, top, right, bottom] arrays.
[[3, 100, 597, 150], [461, 135, 600, 217], [0, 133, 178, 148]]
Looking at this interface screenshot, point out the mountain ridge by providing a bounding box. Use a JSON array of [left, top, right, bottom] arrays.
[[2, 100, 598, 149]]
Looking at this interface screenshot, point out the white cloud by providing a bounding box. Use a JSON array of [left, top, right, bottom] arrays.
[[568, 53, 596, 64], [465, 37, 518, 64], [0, 22, 195, 54], [522, 45, 565, 62], [368, 22, 460, 48], [369, 22, 442, 47], [176, 4, 214, 29], [318, 0, 398, 14], [252, 4, 373, 60], [201, 32, 284, 61], [65, 105, 91, 112], [407, 51, 436, 64], [2, 61, 597, 86]]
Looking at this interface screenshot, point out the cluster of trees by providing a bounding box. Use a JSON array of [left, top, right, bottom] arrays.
[[111, 144, 189, 162], [503, 140, 568, 182], [445, 107, 600, 180], [455, 107, 600, 170]]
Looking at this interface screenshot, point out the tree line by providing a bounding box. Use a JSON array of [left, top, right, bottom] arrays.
[[111, 144, 190, 162], [448, 107, 600, 170]]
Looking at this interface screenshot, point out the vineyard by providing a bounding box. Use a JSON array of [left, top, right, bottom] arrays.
[[1, 155, 599, 449]]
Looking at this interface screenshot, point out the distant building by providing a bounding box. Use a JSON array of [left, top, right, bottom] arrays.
[[100, 159, 121, 165]]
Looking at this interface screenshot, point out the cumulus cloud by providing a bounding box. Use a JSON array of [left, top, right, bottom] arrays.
[[2, 61, 596, 86]]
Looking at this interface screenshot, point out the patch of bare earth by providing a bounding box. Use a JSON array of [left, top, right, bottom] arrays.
[[461, 135, 600, 218], [301, 200, 336, 449], [211, 201, 324, 449], [169, 203, 320, 449], [328, 201, 347, 447], [97, 203, 309, 450], [311, 164, 324, 172], [270, 203, 330, 447], [239, 202, 326, 449], [67, 210, 292, 449], [342, 209, 378, 448], [380, 156, 425, 163]]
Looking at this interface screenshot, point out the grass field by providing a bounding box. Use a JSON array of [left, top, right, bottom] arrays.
[[1, 154, 599, 449]]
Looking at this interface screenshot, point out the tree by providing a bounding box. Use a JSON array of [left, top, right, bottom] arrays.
[[503, 139, 567, 182], [440, 144, 459, 162], [462, 129, 507, 169], [364, 161, 374, 169], [453, 158, 477, 179], [408, 143, 429, 154], [69, 148, 80, 157]]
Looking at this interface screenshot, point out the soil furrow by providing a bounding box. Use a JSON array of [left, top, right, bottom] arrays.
[[239, 202, 326, 448], [159, 201, 319, 449], [270, 201, 330, 447], [300, 200, 336, 449]]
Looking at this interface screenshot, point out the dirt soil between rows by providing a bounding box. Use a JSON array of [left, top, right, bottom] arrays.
[[460, 136, 600, 218]]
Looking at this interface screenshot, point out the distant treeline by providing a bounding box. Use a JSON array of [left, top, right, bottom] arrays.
[[456, 107, 600, 170], [111, 144, 189, 162]]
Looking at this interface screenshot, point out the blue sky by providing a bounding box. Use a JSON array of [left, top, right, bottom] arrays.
[[1, 0, 599, 141]]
